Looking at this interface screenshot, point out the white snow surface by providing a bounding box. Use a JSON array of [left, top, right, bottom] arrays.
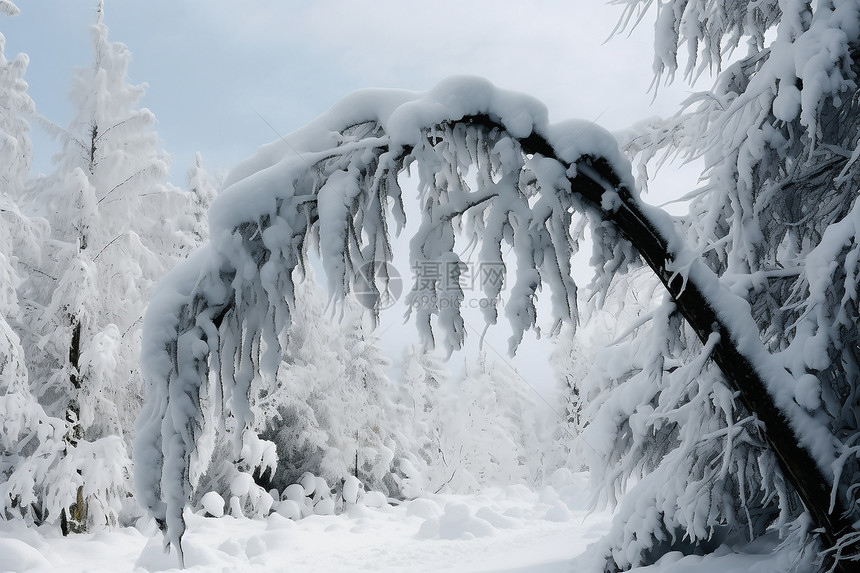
[[0, 476, 801, 572]]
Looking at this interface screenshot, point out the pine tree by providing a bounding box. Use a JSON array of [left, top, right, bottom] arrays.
[[400, 344, 447, 466], [0, 0, 51, 525], [190, 271, 409, 513], [185, 152, 218, 246], [21, 2, 188, 532], [0, 2, 130, 532], [336, 304, 407, 494], [0, 1, 30, 201], [572, 2, 860, 568], [547, 324, 587, 470], [486, 358, 542, 483], [426, 354, 541, 493]]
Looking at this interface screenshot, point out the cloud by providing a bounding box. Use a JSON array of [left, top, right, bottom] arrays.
[[179, 0, 694, 130]]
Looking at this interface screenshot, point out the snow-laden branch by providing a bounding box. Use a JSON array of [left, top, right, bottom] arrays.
[[134, 77, 854, 560]]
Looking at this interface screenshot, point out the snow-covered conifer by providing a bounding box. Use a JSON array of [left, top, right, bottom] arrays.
[[0, 7, 30, 200], [185, 152, 218, 246], [193, 271, 409, 511], [20, 2, 189, 532], [565, 1, 860, 569], [399, 344, 448, 470], [0, 4, 134, 534], [255, 270, 347, 491], [335, 305, 407, 494], [547, 324, 591, 471], [427, 354, 540, 493]]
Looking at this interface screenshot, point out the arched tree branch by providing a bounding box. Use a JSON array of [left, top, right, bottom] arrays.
[[135, 79, 857, 568]]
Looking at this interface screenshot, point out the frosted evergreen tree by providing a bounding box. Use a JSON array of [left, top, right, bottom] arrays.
[[548, 267, 665, 473], [0, 3, 60, 525], [0, 3, 131, 533], [0, 198, 67, 530], [335, 305, 407, 494], [564, 1, 860, 569], [185, 152, 218, 246], [254, 270, 346, 492], [426, 354, 541, 493], [21, 2, 189, 532], [487, 358, 543, 483], [197, 270, 410, 506], [399, 344, 448, 470], [547, 324, 588, 470], [0, 1, 30, 200]]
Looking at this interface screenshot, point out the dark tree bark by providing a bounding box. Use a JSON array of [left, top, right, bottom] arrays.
[[66, 318, 83, 445], [502, 118, 858, 570]]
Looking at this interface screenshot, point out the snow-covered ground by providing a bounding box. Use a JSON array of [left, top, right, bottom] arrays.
[[0, 472, 801, 573]]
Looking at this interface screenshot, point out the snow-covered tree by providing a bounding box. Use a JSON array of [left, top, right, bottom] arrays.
[[185, 152, 218, 246], [486, 358, 543, 482], [19, 2, 189, 532], [564, 1, 860, 570], [547, 267, 666, 473], [0, 198, 71, 531], [258, 272, 343, 491], [424, 354, 541, 493], [0, 1, 30, 201], [134, 21, 860, 568], [325, 304, 407, 493], [549, 324, 589, 459], [0, 2, 61, 529], [399, 344, 448, 471]]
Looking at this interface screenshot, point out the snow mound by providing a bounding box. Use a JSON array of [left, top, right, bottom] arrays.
[[343, 475, 361, 505], [0, 538, 51, 571], [360, 490, 388, 508], [314, 498, 336, 515], [135, 537, 183, 571], [405, 498, 442, 520], [475, 506, 516, 529], [417, 502, 495, 540], [544, 502, 573, 522], [549, 469, 590, 511], [283, 483, 306, 503], [274, 499, 303, 520], [200, 491, 225, 517]]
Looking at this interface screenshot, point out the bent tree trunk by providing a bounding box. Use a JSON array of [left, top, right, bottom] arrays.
[[137, 84, 856, 570], [507, 120, 857, 568]]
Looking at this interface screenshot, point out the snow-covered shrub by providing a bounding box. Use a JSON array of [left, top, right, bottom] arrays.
[[417, 502, 495, 540], [191, 431, 277, 520], [0, 395, 132, 531], [268, 473, 385, 520]]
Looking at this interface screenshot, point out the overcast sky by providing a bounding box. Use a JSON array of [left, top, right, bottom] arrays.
[[2, 1, 707, 403], [3, 1, 703, 180]]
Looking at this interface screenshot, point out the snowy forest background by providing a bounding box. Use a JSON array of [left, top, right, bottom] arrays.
[[0, 0, 559, 538], [2, 1, 860, 573]]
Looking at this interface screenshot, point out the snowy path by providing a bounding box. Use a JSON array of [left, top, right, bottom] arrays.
[[0, 475, 806, 572], [0, 478, 614, 573]]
